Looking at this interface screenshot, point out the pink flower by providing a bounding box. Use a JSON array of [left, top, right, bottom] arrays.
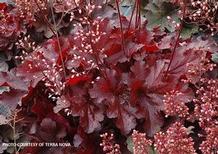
[[154, 122, 196, 154], [100, 133, 121, 154], [200, 126, 218, 154], [132, 130, 152, 154]]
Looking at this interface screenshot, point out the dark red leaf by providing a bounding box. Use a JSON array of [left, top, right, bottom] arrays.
[[0, 3, 7, 10], [31, 97, 54, 120], [106, 98, 137, 134], [105, 43, 121, 56], [0, 71, 29, 91], [141, 96, 163, 136], [66, 75, 90, 86], [143, 43, 159, 53], [69, 98, 104, 133], [0, 89, 27, 110]]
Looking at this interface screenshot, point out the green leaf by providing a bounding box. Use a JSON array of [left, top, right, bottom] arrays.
[[121, 0, 134, 6], [149, 145, 157, 154], [120, 0, 148, 7], [212, 53, 218, 63], [120, 0, 148, 18], [0, 0, 13, 4], [127, 136, 134, 153], [121, 5, 134, 17], [181, 24, 198, 39], [0, 61, 8, 72], [0, 115, 9, 125], [145, 2, 179, 32], [0, 86, 11, 118], [0, 86, 10, 94], [0, 103, 11, 117], [126, 135, 157, 154]]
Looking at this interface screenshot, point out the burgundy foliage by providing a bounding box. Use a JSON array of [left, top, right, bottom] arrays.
[[0, 0, 217, 154]]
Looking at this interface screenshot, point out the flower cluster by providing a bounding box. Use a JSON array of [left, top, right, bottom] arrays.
[[132, 130, 152, 154], [184, 0, 218, 35], [0, 3, 24, 51], [100, 133, 121, 154], [15, 35, 37, 61], [0, 0, 217, 153], [194, 78, 218, 154], [193, 78, 218, 128], [163, 89, 191, 118], [154, 122, 196, 154], [185, 54, 216, 84], [200, 126, 218, 154], [14, 0, 48, 23]]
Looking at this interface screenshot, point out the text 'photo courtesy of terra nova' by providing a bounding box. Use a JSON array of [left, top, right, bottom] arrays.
[[0, 0, 217, 154]]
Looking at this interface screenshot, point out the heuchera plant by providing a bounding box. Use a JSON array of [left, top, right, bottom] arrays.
[[0, 0, 217, 154]]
